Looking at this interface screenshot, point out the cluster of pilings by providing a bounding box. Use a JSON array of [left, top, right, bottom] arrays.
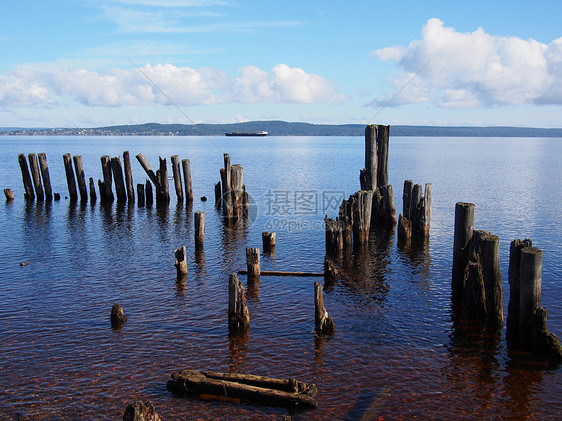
[[13, 151, 194, 207], [214, 153, 249, 221], [397, 180, 432, 243], [452, 202, 561, 359]]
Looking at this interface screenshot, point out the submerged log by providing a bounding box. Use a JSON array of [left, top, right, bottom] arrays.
[[28, 153, 44, 201], [37, 153, 52, 200], [238, 270, 324, 277], [174, 246, 188, 280], [167, 369, 317, 409], [123, 401, 161, 421], [228, 273, 250, 329], [315, 281, 335, 335]]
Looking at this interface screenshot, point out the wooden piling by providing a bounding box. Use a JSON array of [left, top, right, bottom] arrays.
[[110, 304, 127, 328], [246, 247, 260, 283], [228, 273, 250, 329], [72, 155, 88, 202], [399, 181, 431, 239], [473, 231, 503, 328], [360, 125, 378, 191], [314, 281, 335, 335], [123, 151, 135, 203], [325, 217, 343, 256], [63, 153, 78, 201], [182, 159, 193, 203], [145, 180, 153, 207], [37, 153, 52, 200], [519, 246, 542, 348], [262, 231, 276, 253], [136, 153, 160, 192], [214, 181, 221, 208], [111, 157, 127, 203], [171, 155, 183, 202], [89, 178, 97, 203], [506, 238, 533, 345], [452, 202, 475, 301], [403, 180, 413, 220], [372, 184, 397, 225], [220, 154, 232, 218], [352, 190, 373, 247], [158, 157, 170, 204], [137, 184, 145, 207], [174, 246, 188, 280], [4, 188, 14, 202], [194, 212, 205, 247], [28, 153, 44, 201], [100, 155, 114, 203], [18, 153, 35, 200], [324, 257, 338, 284]]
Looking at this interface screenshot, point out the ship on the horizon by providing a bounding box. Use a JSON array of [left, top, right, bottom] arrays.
[[224, 130, 268, 137]]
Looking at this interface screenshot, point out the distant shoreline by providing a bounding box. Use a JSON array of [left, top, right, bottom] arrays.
[[2, 121, 562, 137]]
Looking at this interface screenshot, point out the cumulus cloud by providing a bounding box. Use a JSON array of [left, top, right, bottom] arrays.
[[370, 18, 562, 108], [0, 64, 344, 108]]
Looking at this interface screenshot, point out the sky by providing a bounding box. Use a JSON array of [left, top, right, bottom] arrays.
[[1, 0, 562, 128]]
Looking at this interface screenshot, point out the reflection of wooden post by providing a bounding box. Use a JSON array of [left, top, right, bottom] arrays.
[[228, 273, 250, 329], [182, 159, 193, 203], [194, 212, 205, 247], [246, 247, 260, 283], [63, 153, 78, 201], [171, 155, 183, 202], [262, 231, 276, 253], [137, 184, 145, 207], [4, 189, 14, 202], [28, 154, 44, 201], [314, 281, 335, 335], [18, 153, 35, 200], [175, 246, 188, 280], [519, 246, 542, 348], [73, 155, 88, 202], [37, 153, 52, 200], [452, 202, 475, 301], [123, 151, 135, 203]]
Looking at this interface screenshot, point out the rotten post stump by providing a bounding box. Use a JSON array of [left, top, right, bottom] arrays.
[[110, 304, 127, 328], [111, 157, 127, 203], [89, 178, 97, 203], [123, 151, 135, 203], [194, 211, 205, 248], [175, 246, 188, 280], [145, 181, 153, 207], [137, 184, 145, 207], [246, 247, 260, 283], [314, 281, 335, 335], [123, 401, 161, 421], [262, 231, 276, 253], [4, 188, 14, 202], [100, 155, 114, 203], [452, 202, 475, 301], [228, 273, 250, 330]]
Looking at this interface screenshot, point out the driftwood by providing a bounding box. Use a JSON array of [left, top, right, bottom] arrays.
[[238, 270, 324, 277], [167, 369, 317, 408]]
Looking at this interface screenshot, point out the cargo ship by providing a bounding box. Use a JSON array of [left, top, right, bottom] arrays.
[[225, 130, 268, 137]]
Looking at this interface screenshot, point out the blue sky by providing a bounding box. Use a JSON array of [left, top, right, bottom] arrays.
[[1, 0, 562, 128]]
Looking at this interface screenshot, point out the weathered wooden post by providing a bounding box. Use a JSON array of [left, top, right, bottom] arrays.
[[4, 189, 14, 202], [171, 155, 183, 202], [63, 153, 78, 201], [214, 181, 221, 208], [158, 157, 170, 204], [372, 184, 397, 225], [360, 125, 378, 191], [89, 178, 97, 203], [221, 154, 232, 218], [231, 164, 245, 218], [100, 155, 114, 203], [137, 184, 145, 207], [110, 304, 127, 328], [28, 153, 44, 201], [325, 217, 344, 256], [72, 155, 88, 202], [519, 246, 542, 348], [324, 257, 338, 285], [37, 153, 52, 200], [473, 231, 503, 328], [246, 247, 260, 283], [18, 153, 35, 200], [174, 246, 188, 280], [452, 202, 475, 301], [123, 151, 135, 203], [136, 153, 160, 192], [111, 157, 127, 203], [506, 239, 533, 345], [145, 180, 153, 207], [314, 281, 335, 335], [352, 190, 373, 247], [182, 159, 193, 203], [228, 273, 250, 330], [194, 212, 205, 248], [262, 231, 276, 253]]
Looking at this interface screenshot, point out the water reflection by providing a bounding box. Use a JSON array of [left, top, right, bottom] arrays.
[[397, 235, 432, 286], [228, 327, 249, 372]]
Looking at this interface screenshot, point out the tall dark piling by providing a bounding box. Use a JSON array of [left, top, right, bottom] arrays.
[[111, 157, 127, 203], [228, 273, 250, 330], [351, 190, 373, 247], [182, 159, 193, 204], [37, 153, 52, 200], [398, 181, 432, 241], [123, 151, 135, 203], [452, 202, 475, 301], [73, 155, 88, 202], [100, 155, 114, 203], [246, 247, 260, 283], [174, 246, 188, 280], [158, 157, 170, 204], [145, 180, 153, 207], [171, 155, 183, 202], [18, 153, 34, 200], [214, 182, 221, 208], [63, 153, 78, 201], [194, 212, 205, 248], [314, 281, 335, 335], [28, 153, 44, 201], [506, 238, 533, 344], [519, 246, 543, 348], [137, 184, 145, 207], [262, 232, 276, 253], [89, 178, 97, 203]]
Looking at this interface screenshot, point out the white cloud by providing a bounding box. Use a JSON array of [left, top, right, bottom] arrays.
[[0, 64, 344, 108], [370, 18, 562, 108]]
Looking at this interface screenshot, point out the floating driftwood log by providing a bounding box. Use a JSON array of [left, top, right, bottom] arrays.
[[167, 370, 318, 408], [238, 270, 324, 277], [451, 202, 503, 329]]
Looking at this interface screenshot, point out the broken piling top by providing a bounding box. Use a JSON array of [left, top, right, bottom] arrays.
[[228, 273, 250, 329], [360, 124, 390, 191]]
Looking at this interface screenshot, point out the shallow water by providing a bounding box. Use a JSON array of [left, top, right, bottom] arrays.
[[0, 135, 561, 419]]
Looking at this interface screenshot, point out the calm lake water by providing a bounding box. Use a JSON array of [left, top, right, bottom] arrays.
[[0, 135, 561, 420]]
